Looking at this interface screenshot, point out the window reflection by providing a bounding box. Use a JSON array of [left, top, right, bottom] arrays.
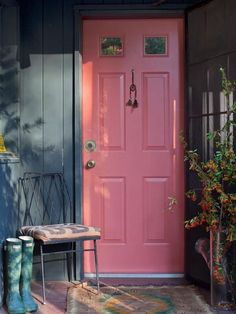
[[144, 36, 167, 55], [100, 37, 123, 56]]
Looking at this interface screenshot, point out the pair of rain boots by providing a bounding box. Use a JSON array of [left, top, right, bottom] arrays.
[[6, 236, 38, 314]]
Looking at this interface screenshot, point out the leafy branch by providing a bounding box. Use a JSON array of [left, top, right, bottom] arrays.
[[184, 68, 236, 242]]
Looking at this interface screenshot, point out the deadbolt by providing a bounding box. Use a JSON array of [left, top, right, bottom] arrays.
[[84, 140, 96, 152], [86, 159, 96, 169]]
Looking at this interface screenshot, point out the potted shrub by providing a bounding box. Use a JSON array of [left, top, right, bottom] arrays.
[[184, 68, 236, 310]]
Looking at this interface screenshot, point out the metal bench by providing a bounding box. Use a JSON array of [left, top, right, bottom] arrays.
[[17, 172, 100, 304]]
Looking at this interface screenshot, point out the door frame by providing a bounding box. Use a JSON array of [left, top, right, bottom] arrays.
[[73, 5, 185, 279]]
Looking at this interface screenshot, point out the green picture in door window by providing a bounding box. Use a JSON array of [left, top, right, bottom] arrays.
[[144, 37, 167, 55], [100, 37, 123, 56]]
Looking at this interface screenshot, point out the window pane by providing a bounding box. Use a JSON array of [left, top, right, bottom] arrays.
[[100, 37, 123, 56], [144, 36, 167, 55]]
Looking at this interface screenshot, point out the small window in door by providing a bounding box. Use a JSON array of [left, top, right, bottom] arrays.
[[100, 37, 124, 56], [144, 36, 167, 56]]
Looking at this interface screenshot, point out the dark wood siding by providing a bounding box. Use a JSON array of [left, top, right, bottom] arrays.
[[186, 0, 236, 285], [19, 0, 74, 280], [0, 4, 20, 305]]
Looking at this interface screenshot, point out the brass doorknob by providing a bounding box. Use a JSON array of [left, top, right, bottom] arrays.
[[86, 159, 96, 169]]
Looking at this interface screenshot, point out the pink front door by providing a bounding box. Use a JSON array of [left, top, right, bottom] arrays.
[[82, 19, 184, 275]]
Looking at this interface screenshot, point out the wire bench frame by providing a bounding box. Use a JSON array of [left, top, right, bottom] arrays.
[[18, 172, 100, 304]]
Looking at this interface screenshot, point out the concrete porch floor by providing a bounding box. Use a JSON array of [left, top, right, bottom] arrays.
[[0, 280, 235, 313]]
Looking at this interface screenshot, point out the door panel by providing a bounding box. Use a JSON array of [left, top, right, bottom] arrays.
[[99, 73, 125, 150], [82, 19, 184, 274], [143, 72, 169, 149], [143, 177, 167, 243], [100, 177, 126, 243]]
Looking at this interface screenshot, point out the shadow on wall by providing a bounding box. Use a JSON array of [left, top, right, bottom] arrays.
[[0, 46, 53, 159], [0, 164, 19, 306], [0, 0, 75, 304], [0, 45, 55, 306], [0, 44, 21, 306], [0, 46, 20, 154]]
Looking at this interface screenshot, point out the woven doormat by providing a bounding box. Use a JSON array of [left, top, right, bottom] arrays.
[[66, 284, 213, 314]]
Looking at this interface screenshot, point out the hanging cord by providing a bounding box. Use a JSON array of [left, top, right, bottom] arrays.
[[126, 69, 138, 108]]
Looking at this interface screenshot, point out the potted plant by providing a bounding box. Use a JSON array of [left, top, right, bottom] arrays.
[[183, 68, 236, 310]]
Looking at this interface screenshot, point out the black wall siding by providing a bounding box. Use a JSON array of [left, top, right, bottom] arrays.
[[1, 6, 20, 155], [0, 3, 2, 294], [0, 4, 20, 305], [43, 0, 64, 173], [20, 0, 43, 172], [62, 0, 74, 211], [186, 0, 236, 285], [188, 0, 236, 66], [20, 0, 73, 197], [19, 0, 74, 280]]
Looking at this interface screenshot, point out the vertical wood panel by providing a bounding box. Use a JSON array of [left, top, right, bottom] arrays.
[[62, 0, 74, 223], [187, 7, 206, 65], [0, 8, 2, 305], [43, 0, 63, 173], [205, 0, 226, 58], [20, 0, 45, 280], [1, 7, 20, 155], [226, 0, 236, 52], [20, 0, 43, 172], [186, 0, 236, 286], [63, 52, 73, 220], [41, 0, 67, 280], [0, 5, 20, 306], [207, 56, 227, 117]]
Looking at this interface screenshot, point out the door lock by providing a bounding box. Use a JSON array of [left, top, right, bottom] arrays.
[[84, 140, 96, 152], [86, 159, 96, 169]]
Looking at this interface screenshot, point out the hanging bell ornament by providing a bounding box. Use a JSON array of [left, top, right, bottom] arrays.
[[126, 69, 138, 108], [126, 99, 133, 107]]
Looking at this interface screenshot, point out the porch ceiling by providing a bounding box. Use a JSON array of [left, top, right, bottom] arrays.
[[151, 0, 210, 10], [0, 0, 211, 11]]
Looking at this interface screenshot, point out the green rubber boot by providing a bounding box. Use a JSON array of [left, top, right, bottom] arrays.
[[19, 236, 38, 313], [6, 238, 26, 314]]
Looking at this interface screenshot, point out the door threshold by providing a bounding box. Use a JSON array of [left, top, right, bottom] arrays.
[[85, 273, 184, 278]]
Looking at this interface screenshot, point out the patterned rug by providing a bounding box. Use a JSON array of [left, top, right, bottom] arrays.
[[66, 284, 213, 314]]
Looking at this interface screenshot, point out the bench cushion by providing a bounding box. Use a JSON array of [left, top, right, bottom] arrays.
[[19, 223, 101, 243]]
